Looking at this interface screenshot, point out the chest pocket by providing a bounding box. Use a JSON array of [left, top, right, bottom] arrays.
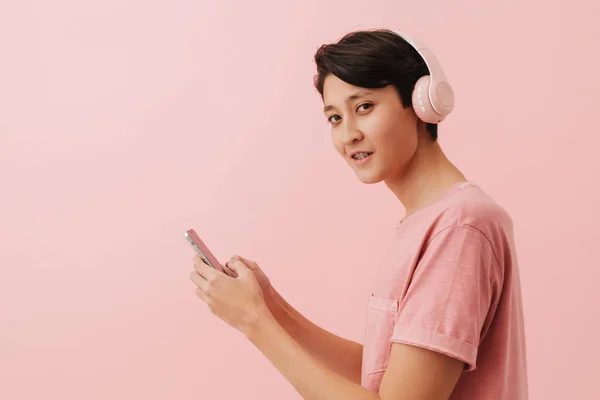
[[362, 294, 399, 390]]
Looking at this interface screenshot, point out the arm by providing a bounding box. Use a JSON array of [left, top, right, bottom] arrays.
[[242, 224, 498, 398], [193, 252, 469, 399], [223, 255, 363, 383], [267, 288, 363, 383], [244, 306, 464, 400]]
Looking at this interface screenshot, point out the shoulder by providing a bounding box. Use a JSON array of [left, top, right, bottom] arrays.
[[433, 184, 515, 240], [399, 183, 517, 265], [456, 185, 514, 234], [424, 184, 516, 272]]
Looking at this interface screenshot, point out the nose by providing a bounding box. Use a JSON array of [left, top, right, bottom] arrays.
[[340, 119, 363, 145]]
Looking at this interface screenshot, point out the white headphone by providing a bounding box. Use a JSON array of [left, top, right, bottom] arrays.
[[393, 31, 455, 124]]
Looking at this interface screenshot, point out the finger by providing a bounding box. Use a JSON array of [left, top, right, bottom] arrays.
[[195, 287, 210, 303], [190, 271, 209, 291], [193, 254, 212, 266], [236, 255, 259, 269], [194, 257, 219, 280], [223, 262, 238, 278], [227, 259, 250, 276]]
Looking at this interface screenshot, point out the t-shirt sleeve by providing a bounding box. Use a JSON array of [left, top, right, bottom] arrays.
[[390, 224, 503, 371]]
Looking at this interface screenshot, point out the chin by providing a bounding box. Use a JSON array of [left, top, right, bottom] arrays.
[[355, 171, 384, 184]]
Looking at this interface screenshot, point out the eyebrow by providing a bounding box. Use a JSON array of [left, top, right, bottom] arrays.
[[323, 90, 374, 113]]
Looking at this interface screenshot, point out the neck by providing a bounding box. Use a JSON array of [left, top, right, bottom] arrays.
[[385, 135, 467, 218]]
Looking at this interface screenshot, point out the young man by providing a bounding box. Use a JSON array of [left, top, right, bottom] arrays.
[[189, 28, 529, 399]]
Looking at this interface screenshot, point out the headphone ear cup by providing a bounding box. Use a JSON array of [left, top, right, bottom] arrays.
[[412, 75, 444, 124]]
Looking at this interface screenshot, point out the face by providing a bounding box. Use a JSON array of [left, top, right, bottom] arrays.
[[322, 74, 420, 185]]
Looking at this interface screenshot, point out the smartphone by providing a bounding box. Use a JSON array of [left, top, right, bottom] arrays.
[[184, 229, 224, 272]]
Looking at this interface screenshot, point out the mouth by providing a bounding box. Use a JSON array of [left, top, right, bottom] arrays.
[[351, 151, 373, 160], [350, 151, 374, 164]]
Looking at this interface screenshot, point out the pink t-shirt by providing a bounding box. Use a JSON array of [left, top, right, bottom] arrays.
[[361, 182, 528, 398]]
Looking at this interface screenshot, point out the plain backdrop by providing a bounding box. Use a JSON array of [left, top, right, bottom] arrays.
[[1, 1, 599, 399]]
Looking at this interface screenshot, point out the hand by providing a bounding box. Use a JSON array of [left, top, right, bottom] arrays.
[[190, 255, 270, 335], [224, 255, 275, 305], [225, 255, 273, 290]]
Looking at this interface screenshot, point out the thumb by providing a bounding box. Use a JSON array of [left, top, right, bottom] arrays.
[[234, 255, 259, 270], [227, 259, 251, 276], [222, 262, 238, 278]]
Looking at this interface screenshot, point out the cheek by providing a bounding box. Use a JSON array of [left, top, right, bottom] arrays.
[[390, 129, 417, 157], [376, 121, 417, 164], [331, 130, 344, 154], [397, 127, 418, 150]]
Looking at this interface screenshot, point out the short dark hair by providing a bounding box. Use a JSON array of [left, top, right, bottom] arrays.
[[313, 28, 438, 141]]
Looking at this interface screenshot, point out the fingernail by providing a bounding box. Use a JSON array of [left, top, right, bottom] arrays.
[[232, 255, 240, 261]]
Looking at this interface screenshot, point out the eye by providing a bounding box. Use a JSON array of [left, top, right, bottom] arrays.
[[328, 114, 341, 124], [357, 103, 373, 112]]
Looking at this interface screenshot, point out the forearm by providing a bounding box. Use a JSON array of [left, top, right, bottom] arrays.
[[267, 288, 363, 383], [245, 306, 379, 400]]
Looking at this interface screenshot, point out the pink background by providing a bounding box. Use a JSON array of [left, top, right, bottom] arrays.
[[1, 1, 598, 399]]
